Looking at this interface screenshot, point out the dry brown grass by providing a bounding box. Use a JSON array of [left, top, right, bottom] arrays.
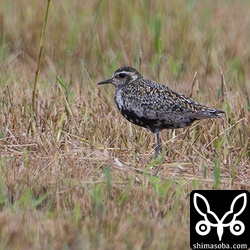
[[0, 0, 249, 249]]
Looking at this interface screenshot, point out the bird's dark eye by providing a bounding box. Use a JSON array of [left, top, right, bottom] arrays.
[[118, 73, 126, 78]]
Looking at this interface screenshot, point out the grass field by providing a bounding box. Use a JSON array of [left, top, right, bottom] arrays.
[[0, 0, 249, 249]]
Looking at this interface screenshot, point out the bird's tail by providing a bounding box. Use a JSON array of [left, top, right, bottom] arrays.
[[195, 108, 225, 119]]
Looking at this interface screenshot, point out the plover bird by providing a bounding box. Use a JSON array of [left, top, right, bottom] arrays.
[[98, 66, 224, 158]]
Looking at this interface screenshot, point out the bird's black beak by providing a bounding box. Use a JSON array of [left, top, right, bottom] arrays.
[[97, 77, 113, 85]]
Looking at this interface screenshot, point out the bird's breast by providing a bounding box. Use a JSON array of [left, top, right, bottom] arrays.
[[114, 90, 125, 111]]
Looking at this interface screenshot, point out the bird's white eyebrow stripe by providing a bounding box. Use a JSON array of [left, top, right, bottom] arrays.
[[115, 71, 128, 75]]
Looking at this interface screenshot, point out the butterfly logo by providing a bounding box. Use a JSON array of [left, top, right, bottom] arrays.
[[193, 193, 247, 241]]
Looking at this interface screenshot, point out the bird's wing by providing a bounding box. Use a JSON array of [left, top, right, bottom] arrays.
[[122, 81, 224, 121]]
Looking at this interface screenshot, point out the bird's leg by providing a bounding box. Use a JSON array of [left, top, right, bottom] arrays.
[[154, 132, 162, 159]]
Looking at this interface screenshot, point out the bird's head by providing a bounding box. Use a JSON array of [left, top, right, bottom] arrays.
[[97, 66, 142, 88]]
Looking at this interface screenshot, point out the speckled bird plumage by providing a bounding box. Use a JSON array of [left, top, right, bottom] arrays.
[[98, 66, 224, 158]]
